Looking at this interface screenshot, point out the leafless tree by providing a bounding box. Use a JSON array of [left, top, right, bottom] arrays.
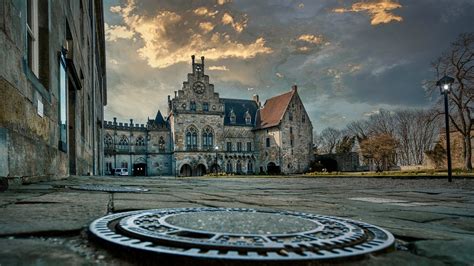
[[319, 127, 342, 154], [426, 33, 474, 170]]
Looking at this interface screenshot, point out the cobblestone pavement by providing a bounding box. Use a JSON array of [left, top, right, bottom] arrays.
[[1, 176, 473, 265]]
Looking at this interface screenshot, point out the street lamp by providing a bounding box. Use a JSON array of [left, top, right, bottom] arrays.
[[436, 75, 455, 182], [214, 145, 219, 176]]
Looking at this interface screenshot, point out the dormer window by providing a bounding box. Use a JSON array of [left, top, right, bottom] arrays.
[[244, 111, 252, 125], [229, 109, 236, 124]]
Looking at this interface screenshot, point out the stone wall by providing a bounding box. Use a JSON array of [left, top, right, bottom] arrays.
[[0, 1, 106, 182]]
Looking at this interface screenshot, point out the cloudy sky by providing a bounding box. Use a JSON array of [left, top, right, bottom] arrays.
[[103, 0, 474, 132]]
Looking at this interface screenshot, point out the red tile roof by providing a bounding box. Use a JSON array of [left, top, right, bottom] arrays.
[[256, 88, 296, 129]]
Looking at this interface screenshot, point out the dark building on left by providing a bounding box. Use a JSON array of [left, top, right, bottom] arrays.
[[0, 0, 107, 184]]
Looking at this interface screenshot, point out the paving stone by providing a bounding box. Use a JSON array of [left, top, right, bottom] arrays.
[[413, 239, 474, 265]]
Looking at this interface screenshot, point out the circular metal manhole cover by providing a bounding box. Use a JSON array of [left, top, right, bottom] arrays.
[[89, 208, 394, 264], [69, 184, 149, 193]]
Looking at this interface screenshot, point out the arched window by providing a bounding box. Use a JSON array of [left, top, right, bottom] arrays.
[[236, 160, 242, 173], [186, 126, 198, 150], [118, 135, 129, 150], [159, 136, 165, 152], [136, 136, 145, 146], [226, 161, 233, 173], [202, 126, 214, 150], [247, 161, 253, 173], [104, 134, 113, 148]]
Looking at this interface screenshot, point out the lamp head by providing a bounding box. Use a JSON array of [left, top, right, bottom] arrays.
[[436, 75, 454, 94]]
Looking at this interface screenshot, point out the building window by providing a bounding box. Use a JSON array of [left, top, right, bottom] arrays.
[[266, 138, 270, 147], [58, 52, 67, 152], [118, 135, 129, 150], [247, 142, 252, 152], [121, 162, 128, 169], [186, 126, 198, 150], [104, 134, 113, 149], [229, 109, 236, 124], [237, 142, 242, 152], [226, 161, 233, 173], [202, 126, 214, 150], [136, 136, 145, 146], [236, 160, 242, 173], [290, 138, 294, 147], [27, 0, 39, 77], [203, 102, 209, 112], [247, 161, 253, 173], [190, 101, 196, 111], [244, 111, 252, 125], [290, 127, 293, 134], [302, 115, 306, 123], [288, 112, 293, 121], [226, 142, 232, 152], [159, 136, 165, 152]]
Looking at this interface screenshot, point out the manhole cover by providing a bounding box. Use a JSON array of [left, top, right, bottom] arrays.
[[89, 208, 394, 264], [69, 185, 149, 193]]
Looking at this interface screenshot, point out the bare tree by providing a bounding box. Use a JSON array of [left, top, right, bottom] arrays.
[[426, 33, 474, 170], [319, 127, 342, 154]]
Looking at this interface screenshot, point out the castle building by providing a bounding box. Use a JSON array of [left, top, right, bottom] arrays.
[[1, 0, 107, 183], [104, 56, 313, 176]]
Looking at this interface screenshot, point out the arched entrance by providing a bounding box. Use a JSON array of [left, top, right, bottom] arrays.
[[133, 157, 146, 176], [267, 162, 281, 175], [180, 164, 192, 177], [210, 164, 220, 175], [194, 164, 207, 176]]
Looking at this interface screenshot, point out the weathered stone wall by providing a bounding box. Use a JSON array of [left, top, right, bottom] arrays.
[[279, 92, 313, 173], [222, 126, 257, 173], [255, 127, 282, 173], [0, 1, 106, 182]]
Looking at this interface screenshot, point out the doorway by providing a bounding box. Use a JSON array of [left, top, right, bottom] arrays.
[[133, 163, 147, 176]]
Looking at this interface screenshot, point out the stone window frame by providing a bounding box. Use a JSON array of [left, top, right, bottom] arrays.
[[104, 134, 113, 148], [236, 160, 242, 173], [26, 0, 40, 77], [136, 136, 145, 146], [226, 160, 233, 173], [203, 102, 209, 112], [202, 126, 214, 150], [229, 109, 236, 124], [244, 111, 252, 125], [247, 142, 252, 152], [190, 101, 196, 111], [158, 136, 166, 152], [226, 141, 232, 152], [247, 160, 253, 173], [237, 142, 242, 152], [266, 137, 270, 147], [118, 135, 129, 150], [288, 111, 293, 121], [185, 125, 198, 151]]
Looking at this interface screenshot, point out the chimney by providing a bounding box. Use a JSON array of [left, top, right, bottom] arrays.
[[201, 56, 205, 65], [292, 85, 297, 92], [191, 55, 195, 64], [253, 94, 261, 108], [130, 119, 134, 127]]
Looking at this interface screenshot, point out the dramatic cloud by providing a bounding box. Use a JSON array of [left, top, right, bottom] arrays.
[[107, 0, 269, 69], [333, 0, 403, 25]]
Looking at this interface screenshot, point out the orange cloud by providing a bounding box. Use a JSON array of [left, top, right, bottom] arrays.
[[298, 34, 324, 45], [221, 12, 247, 33], [108, 0, 271, 69], [333, 0, 403, 25], [208, 65, 229, 71]]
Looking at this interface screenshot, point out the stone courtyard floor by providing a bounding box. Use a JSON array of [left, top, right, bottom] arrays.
[[0, 176, 473, 265]]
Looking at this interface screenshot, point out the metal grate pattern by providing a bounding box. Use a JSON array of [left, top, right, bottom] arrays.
[[69, 184, 149, 193], [89, 208, 394, 263]]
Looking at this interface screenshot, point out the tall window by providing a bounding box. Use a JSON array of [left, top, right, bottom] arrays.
[[58, 51, 67, 152], [288, 112, 293, 121], [237, 142, 242, 152], [203, 102, 209, 112], [202, 127, 213, 150], [302, 114, 306, 123], [190, 101, 196, 111], [27, 0, 39, 77], [121, 162, 128, 169], [247, 142, 252, 152], [186, 126, 198, 150], [266, 138, 270, 147], [226, 161, 233, 173], [236, 160, 242, 173], [247, 161, 253, 173], [104, 134, 113, 149], [226, 142, 232, 152], [159, 136, 166, 152]]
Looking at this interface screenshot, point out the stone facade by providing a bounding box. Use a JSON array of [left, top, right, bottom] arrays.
[[0, 0, 107, 183], [104, 56, 313, 176]]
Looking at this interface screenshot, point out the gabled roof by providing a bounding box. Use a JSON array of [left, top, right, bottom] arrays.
[[222, 98, 258, 126], [154, 110, 166, 125], [255, 89, 296, 129]]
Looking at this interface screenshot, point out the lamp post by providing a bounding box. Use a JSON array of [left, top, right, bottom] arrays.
[[214, 145, 219, 176], [437, 75, 455, 182]]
